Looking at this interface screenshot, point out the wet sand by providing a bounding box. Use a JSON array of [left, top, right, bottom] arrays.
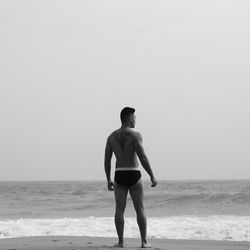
[[0, 236, 250, 250]]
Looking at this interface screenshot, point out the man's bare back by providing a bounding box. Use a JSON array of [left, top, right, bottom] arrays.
[[107, 128, 140, 170]]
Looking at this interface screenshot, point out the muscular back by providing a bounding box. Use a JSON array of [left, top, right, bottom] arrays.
[[108, 128, 139, 169]]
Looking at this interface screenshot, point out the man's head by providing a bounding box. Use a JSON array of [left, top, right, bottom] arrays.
[[120, 107, 136, 128]]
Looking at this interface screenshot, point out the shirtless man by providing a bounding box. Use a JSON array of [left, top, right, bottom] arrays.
[[104, 107, 157, 248]]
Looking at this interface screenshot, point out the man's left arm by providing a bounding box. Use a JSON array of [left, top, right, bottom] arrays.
[[104, 138, 114, 191]]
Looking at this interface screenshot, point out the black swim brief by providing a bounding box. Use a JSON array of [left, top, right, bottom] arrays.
[[114, 170, 141, 187]]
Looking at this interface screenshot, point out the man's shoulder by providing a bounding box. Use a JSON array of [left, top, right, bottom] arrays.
[[133, 130, 143, 141], [129, 129, 140, 136], [107, 129, 119, 141], [107, 129, 142, 140], [127, 129, 142, 141]]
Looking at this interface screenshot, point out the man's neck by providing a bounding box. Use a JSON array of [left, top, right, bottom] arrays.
[[121, 123, 131, 129]]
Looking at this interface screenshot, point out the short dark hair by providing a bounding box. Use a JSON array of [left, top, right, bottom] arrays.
[[120, 107, 135, 123]]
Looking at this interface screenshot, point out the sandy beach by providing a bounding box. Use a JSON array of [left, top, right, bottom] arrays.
[[0, 236, 250, 250]]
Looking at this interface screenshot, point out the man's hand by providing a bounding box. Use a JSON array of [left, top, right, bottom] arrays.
[[151, 176, 157, 187], [107, 180, 114, 191]]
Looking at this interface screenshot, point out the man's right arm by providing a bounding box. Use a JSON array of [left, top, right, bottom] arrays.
[[134, 132, 157, 187]]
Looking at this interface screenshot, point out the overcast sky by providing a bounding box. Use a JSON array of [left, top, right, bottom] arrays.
[[0, 0, 249, 181]]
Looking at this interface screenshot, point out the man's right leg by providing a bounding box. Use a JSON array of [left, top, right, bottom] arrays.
[[114, 182, 128, 247], [129, 179, 152, 248]]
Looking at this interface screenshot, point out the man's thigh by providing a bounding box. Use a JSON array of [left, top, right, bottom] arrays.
[[114, 182, 129, 211], [128, 179, 144, 211]]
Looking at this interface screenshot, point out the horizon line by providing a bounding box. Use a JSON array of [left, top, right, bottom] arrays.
[[0, 178, 250, 182]]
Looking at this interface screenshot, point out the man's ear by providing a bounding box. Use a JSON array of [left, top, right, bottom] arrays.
[[128, 117, 133, 127]]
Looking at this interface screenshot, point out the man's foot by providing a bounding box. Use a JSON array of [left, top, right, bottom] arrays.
[[141, 242, 152, 248], [114, 242, 124, 248]]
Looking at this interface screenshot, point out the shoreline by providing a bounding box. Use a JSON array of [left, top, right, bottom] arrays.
[[0, 236, 250, 250]]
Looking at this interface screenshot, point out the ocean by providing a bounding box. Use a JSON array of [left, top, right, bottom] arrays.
[[0, 180, 250, 241]]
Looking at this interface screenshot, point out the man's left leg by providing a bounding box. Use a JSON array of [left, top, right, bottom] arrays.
[[114, 182, 128, 247]]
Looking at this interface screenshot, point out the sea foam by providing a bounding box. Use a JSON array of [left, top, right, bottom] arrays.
[[0, 216, 250, 241]]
